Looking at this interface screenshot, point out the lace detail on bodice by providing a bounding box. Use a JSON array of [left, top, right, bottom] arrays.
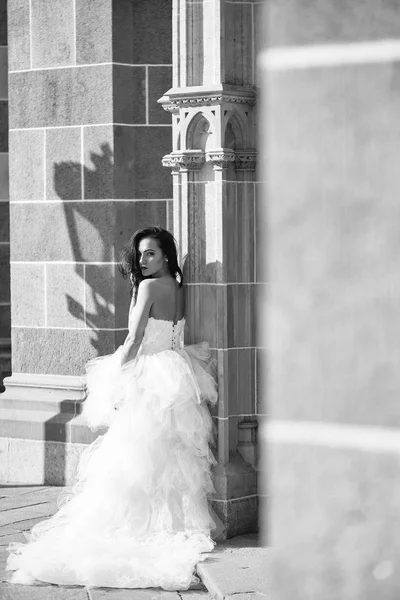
[[136, 317, 185, 355]]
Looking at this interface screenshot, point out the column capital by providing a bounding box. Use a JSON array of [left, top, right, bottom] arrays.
[[206, 148, 235, 171], [162, 150, 205, 173], [235, 149, 257, 171]]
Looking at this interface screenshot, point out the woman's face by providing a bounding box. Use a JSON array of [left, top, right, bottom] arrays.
[[137, 237, 167, 278]]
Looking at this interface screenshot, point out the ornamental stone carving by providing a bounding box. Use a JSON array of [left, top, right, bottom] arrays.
[[235, 150, 257, 171], [206, 149, 236, 171], [162, 150, 205, 173], [158, 85, 256, 113]]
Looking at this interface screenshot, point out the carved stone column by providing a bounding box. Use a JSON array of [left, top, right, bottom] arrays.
[[161, 0, 260, 537]]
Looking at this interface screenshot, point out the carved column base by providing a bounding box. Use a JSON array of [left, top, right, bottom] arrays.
[[212, 453, 258, 538]]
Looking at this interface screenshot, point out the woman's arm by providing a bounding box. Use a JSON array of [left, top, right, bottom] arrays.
[[120, 279, 154, 365]]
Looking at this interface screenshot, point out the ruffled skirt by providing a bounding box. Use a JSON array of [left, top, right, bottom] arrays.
[[6, 345, 220, 590]]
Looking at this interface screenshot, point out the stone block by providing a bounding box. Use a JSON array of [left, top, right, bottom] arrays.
[[264, 61, 400, 427], [83, 125, 114, 200], [113, 126, 172, 198], [228, 413, 240, 452], [46, 263, 85, 328], [186, 0, 204, 87], [114, 200, 168, 247], [70, 413, 104, 444], [256, 347, 266, 415], [0, 407, 75, 443], [236, 348, 256, 414], [211, 495, 258, 539], [0, 437, 87, 487], [254, 1, 268, 63], [31, 0, 74, 68], [224, 182, 255, 283], [266, 0, 400, 48], [0, 303, 10, 337], [11, 327, 117, 375], [216, 350, 230, 419], [0, 100, 8, 151], [85, 263, 116, 330], [182, 181, 221, 284], [269, 442, 400, 599], [0, 153, 9, 199], [167, 198, 173, 231], [9, 65, 113, 128], [76, 0, 112, 64], [46, 127, 82, 200], [9, 200, 167, 265], [115, 264, 131, 330], [254, 182, 264, 283], [185, 283, 226, 348], [0, 200, 9, 242], [224, 2, 253, 86], [112, 0, 172, 65], [113, 65, 146, 125], [9, 129, 44, 200], [0, 46, 8, 98], [148, 66, 172, 124], [0, 0, 6, 45], [7, 0, 30, 71], [10, 263, 44, 326], [0, 243, 10, 302], [227, 284, 256, 348], [10, 202, 115, 262]]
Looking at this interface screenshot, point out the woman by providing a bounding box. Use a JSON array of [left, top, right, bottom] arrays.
[[7, 227, 220, 590]]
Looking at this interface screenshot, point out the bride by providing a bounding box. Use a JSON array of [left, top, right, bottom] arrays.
[[6, 226, 220, 591]]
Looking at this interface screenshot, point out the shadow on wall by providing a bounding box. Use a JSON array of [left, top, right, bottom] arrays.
[[54, 142, 119, 355], [43, 142, 131, 485]]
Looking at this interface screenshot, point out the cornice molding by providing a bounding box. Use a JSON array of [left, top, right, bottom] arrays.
[[158, 85, 256, 112], [162, 149, 257, 172]]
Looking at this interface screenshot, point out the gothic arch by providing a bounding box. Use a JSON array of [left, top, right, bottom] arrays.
[[224, 112, 247, 150], [185, 112, 211, 151]]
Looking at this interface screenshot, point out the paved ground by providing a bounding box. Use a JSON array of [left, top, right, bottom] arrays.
[[0, 485, 268, 600]]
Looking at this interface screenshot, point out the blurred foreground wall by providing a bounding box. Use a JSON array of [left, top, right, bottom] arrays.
[[259, 2, 400, 598]]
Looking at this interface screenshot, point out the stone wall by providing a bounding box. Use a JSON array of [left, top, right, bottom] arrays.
[[8, 0, 172, 376], [0, 0, 10, 390], [1, 0, 173, 485]]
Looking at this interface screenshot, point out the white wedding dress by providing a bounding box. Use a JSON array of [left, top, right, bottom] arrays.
[[6, 317, 220, 590]]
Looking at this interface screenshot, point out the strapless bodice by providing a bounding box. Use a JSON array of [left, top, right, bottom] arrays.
[[134, 317, 185, 355]]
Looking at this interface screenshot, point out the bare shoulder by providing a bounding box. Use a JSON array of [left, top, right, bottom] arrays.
[[137, 278, 159, 297]]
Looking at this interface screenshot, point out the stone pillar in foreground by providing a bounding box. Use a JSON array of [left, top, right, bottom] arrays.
[[161, 0, 261, 537], [0, 0, 10, 390], [260, 1, 400, 597], [1, 0, 172, 484]]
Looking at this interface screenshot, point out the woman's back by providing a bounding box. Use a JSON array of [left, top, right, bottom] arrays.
[[147, 276, 185, 323]]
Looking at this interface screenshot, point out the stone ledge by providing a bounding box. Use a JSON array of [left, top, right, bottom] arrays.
[[197, 533, 269, 600], [0, 407, 101, 444]]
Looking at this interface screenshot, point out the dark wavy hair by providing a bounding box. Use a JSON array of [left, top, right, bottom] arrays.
[[118, 227, 183, 300]]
